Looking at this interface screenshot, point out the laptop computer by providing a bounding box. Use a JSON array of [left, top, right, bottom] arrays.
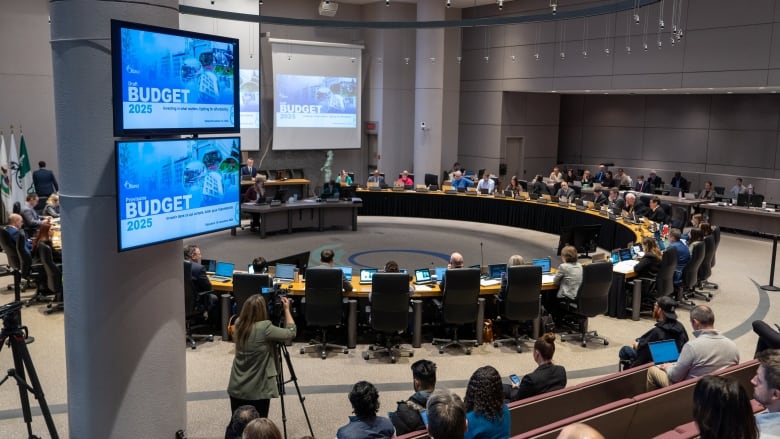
[[359, 268, 378, 285], [414, 268, 434, 285], [456, 186, 467, 193], [211, 261, 235, 282], [434, 267, 447, 281], [274, 263, 296, 283], [335, 266, 353, 281], [479, 188, 490, 195], [610, 250, 621, 264], [619, 248, 633, 262], [532, 257, 552, 274], [648, 339, 680, 364], [488, 264, 506, 279], [201, 258, 216, 273], [631, 243, 644, 259]]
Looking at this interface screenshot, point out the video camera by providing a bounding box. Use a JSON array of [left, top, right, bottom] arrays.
[[0, 301, 23, 320], [263, 285, 290, 324]]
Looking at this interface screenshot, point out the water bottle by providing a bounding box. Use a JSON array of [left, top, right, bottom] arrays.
[[662, 224, 669, 239]]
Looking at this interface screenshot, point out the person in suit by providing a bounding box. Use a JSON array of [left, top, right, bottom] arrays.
[[6, 213, 31, 256], [619, 296, 689, 369], [503, 333, 567, 402], [671, 171, 688, 191], [240, 158, 258, 179], [646, 196, 668, 223], [752, 349, 780, 438], [647, 170, 664, 189], [556, 181, 576, 200], [367, 169, 385, 187], [591, 187, 608, 206], [668, 229, 691, 286], [624, 192, 648, 217], [634, 175, 655, 194], [531, 175, 548, 196], [184, 244, 212, 293], [593, 164, 607, 183], [607, 187, 625, 212], [32, 161, 58, 210], [21, 193, 49, 237]]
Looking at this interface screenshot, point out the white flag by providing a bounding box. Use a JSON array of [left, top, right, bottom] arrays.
[[9, 132, 28, 210], [0, 133, 10, 217]]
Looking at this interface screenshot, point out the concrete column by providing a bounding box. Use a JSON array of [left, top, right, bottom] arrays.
[[49, 1, 187, 438]]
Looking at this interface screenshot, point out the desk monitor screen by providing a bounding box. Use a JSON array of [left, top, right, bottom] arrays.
[[359, 268, 377, 284], [488, 264, 506, 279], [610, 251, 620, 264], [648, 339, 680, 364], [201, 258, 216, 273], [275, 263, 296, 281], [214, 261, 235, 278], [434, 267, 446, 280], [532, 258, 552, 274], [336, 266, 353, 281], [414, 268, 433, 284], [619, 248, 633, 261]]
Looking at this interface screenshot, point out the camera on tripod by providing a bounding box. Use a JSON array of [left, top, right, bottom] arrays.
[[0, 301, 23, 321], [264, 285, 289, 324]]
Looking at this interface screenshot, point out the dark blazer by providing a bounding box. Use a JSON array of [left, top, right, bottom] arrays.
[[671, 176, 688, 190], [32, 168, 58, 197], [608, 197, 625, 212], [630, 319, 689, 369], [240, 165, 257, 178], [20, 203, 42, 236], [505, 363, 567, 402], [647, 206, 667, 223], [592, 192, 608, 205], [6, 225, 31, 255], [635, 181, 655, 194], [189, 261, 213, 293], [633, 254, 661, 279]]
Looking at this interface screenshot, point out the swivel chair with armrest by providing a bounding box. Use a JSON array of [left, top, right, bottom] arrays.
[[493, 265, 542, 352], [700, 226, 721, 290], [38, 243, 63, 314], [299, 268, 349, 359], [0, 227, 24, 301], [626, 246, 678, 316], [431, 268, 481, 355], [363, 273, 413, 363], [560, 262, 613, 347], [232, 273, 271, 315], [183, 261, 215, 349], [17, 233, 46, 307], [678, 241, 706, 309], [692, 235, 716, 301]]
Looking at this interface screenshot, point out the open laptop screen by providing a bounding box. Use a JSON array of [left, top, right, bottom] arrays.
[[214, 261, 235, 278], [335, 266, 353, 281], [359, 268, 377, 284], [414, 268, 432, 284], [619, 248, 633, 261], [275, 263, 296, 281], [648, 339, 680, 364], [488, 264, 506, 279], [532, 258, 551, 274]]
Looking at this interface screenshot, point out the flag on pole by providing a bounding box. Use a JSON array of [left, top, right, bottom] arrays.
[[9, 132, 33, 210], [0, 132, 10, 216], [17, 134, 34, 199]]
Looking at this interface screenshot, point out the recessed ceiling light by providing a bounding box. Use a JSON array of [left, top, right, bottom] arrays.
[[727, 91, 733, 94]]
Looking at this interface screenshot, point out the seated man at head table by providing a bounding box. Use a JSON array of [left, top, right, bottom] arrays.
[[646, 305, 739, 391], [476, 172, 495, 193], [623, 192, 648, 218], [317, 248, 353, 293], [646, 196, 667, 224], [21, 193, 50, 237], [450, 171, 475, 190], [240, 157, 258, 178], [555, 181, 576, 200], [647, 169, 664, 188], [367, 169, 385, 187], [591, 187, 608, 206], [606, 187, 625, 212], [397, 170, 414, 186], [531, 175, 548, 196], [6, 213, 32, 256], [698, 180, 715, 201]]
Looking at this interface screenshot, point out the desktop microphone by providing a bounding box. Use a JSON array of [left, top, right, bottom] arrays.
[[480, 242, 484, 273]]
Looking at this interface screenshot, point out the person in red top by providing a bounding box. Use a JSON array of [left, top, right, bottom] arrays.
[[397, 170, 414, 186]]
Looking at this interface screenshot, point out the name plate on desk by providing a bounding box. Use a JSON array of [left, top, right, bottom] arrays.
[[537, 198, 548, 204], [445, 189, 458, 194]]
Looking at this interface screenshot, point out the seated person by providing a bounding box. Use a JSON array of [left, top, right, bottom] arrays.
[[606, 187, 625, 212], [463, 366, 510, 439], [251, 256, 268, 274], [367, 169, 385, 187], [321, 180, 340, 199], [240, 157, 258, 178], [688, 228, 704, 252], [580, 170, 593, 187], [671, 171, 688, 190], [397, 170, 414, 187], [183, 244, 218, 325], [646, 196, 667, 223], [498, 254, 525, 300], [601, 171, 616, 189], [43, 194, 60, 218], [336, 381, 395, 439], [594, 164, 607, 183], [32, 222, 61, 263], [503, 333, 567, 401], [616, 168, 632, 188], [389, 359, 437, 435], [225, 405, 260, 439], [505, 175, 522, 194], [730, 177, 747, 198], [544, 245, 583, 323], [619, 296, 689, 369], [21, 193, 48, 237], [698, 181, 715, 200], [623, 192, 648, 218], [752, 320, 780, 356], [591, 187, 608, 206], [335, 169, 352, 186], [438, 252, 465, 291], [450, 171, 475, 190], [563, 169, 577, 184], [549, 166, 563, 183], [531, 175, 548, 196], [426, 389, 467, 439], [634, 175, 655, 194], [243, 176, 267, 232], [476, 172, 495, 193], [668, 229, 691, 286], [556, 181, 576, 200], [682, 213, 703, 241], [634, 236, 662, 280], [6, 213, 32, 256], [647, 170, 664, 188], [319, 249, 353, 293]]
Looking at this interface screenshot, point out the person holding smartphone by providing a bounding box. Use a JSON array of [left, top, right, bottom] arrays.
[[503, 333, 567, 402]]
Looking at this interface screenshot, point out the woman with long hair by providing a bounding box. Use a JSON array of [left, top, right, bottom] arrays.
[[503, 333, 567, 402], [43, 194, 60, 218], [634, 236, 662, 279], [463, 365, 510, 439], [31, 222, 61, 263], [693, 375, 758, 439], [227, 294, 296, 419], [504, 176, 521, 194]]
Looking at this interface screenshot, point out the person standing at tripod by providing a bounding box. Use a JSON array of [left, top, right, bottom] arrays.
[[228, 294, 296, 418]]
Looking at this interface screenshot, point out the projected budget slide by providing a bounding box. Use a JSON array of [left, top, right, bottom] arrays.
[[116, 138, 240, 251], [239, 69, 260, 129], [119, 28, 236, 130], [275, 74, 357, 128]]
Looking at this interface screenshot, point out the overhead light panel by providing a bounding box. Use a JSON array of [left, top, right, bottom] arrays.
[[318, 0, 338, 16]]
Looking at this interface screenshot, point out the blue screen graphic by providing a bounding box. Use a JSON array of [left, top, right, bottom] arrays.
[[275, 74, 357, 128]]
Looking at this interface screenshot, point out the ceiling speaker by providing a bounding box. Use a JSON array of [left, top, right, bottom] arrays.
[[318, 1, 339, 17]]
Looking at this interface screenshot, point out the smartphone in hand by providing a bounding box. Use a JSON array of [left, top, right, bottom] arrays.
[[510, 374, 520, 385]]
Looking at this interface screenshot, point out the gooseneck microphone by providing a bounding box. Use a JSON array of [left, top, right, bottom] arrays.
[[480, 242, 484, 274]]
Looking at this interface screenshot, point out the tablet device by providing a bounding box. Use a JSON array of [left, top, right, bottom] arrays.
[[648, 339, 680, 364]]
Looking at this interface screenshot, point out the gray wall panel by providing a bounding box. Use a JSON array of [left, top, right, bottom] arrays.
[[771, 23, 780, 69], [460, 91, 503, 125], [707, 129, 778, 168], [643, 128, 709, 163], [524, 93, 561, 126], [560, 95, 585, 126], [683, 25, 774, 72], [552, 76, 614, 91], [686, 0, 776, 30], [582, 126, 644, 159], [502, 77, 557, 91], [610, 73, 684, 90], [705, 164, 776, 179], [682, 70, 771, 88], [644, 95, 711, 128], [710, 95, 780, 130], [502, 44, 557, 79], [583, 95, 646, 127], [612, 42, 686, 75]]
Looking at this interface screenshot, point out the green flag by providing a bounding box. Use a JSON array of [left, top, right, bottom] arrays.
[[17, 135, 33, 196]]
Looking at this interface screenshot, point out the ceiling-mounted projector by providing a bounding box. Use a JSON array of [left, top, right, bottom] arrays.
[[319, 1, 339, 16]]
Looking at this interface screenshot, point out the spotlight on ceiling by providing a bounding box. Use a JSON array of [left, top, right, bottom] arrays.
[[318, 0, 338, 16]]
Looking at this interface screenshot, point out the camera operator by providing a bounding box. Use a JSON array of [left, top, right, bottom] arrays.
[[227, 294, 296, 419]]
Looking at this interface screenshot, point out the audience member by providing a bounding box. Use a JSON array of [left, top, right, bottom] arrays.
[[580, 170, 593, 187], [693, 375, 758, 439], [336, 381, 395, 439], [241, 418, 282, 439], [227, 294, 296, 417], [563, 169, 576, 184], [699, 222, 713, 237], [646, 196, 667, 223], [184, 244, 212, 293], [730, 177, 747, 198], [397, 170, 414, 186], [477, 172, 495, 193], [451, 171, 475, 190], [646, 305, 739, 391], [601, 171, 615, 188], [549, 166, 563, 183], [616, 168, 632, 188], [619, 296, 689, 369], [6, 213, 31, 255], [318, 249, 353, 292], [503, 333, 567, 402], [336, 169, 352, 186], [634, 175, 654, 194], [606, 187, 624, 212], [389, 359, 437, 435], [21, 193, 48, 236], [753, 349, 780, 437], [671, 171, 688, 191], [594, 164, 607, 184], [505, 175, 522, 194], [633, 236, 662, 279], [225, 405, 260, 439], [426, 389, 467, 439], [546, 245, 583, 324], [688, 228, 704, 251], [43, 194, 60, 218], [556, 423, 605, 439], [698, 181, 715, 200], [32, 160, 59, 209], [251, 257, 268, 274], [682, 214, 703, 241], [240, 158, 258, 178], [667, 229, 691, 286], [463, 366, 510, 439], [556, 181, 575, 200], [367, 169, 385, 187], [591, 187, 607, 205], [531, 175, 548, 196], [647, 170, 663, 188]]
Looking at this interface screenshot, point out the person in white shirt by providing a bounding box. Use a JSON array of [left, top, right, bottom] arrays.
[[730, 177, 747, 198], [753, 349, 780, 439], [549, 166, 563, 183], [476, 172, 495, 193]]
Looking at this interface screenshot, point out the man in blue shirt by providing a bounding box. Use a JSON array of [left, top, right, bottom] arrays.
[[668, 229, 690, 285], [450, 171, 474, 189]]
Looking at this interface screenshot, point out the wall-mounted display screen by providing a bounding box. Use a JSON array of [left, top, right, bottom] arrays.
[[115, 137, 241, 251], [239, 68, 260, 130], [275, 74, 357, 128], [111, 20, 239, 136]]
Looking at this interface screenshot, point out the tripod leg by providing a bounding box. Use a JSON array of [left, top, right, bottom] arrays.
[[279, 345, 314, 437], [276, 370, 288, 439], [11, 335, 59, 439]]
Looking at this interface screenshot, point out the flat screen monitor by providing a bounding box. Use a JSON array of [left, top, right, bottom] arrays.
[[488, 264, 506, 279], [532, 258, 552, 273], [434, 267, 447, 280], [619, 248, 633, 261], [111, 20, 239, 136], [115, 137, 240, 251], [267, 251, 311, 277]]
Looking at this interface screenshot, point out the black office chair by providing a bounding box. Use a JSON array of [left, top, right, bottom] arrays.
[[678, 241, 706, 308], [559, 262, 613, 347], [0, 227, 24, 301], [519, 180, 528, 191], [424, 173, 439, 187], [183, 261, 214, 349], [431, 268, 481, 355], [38, 243, 64, 314], [17, 234, 46, 307], [232, 273, 271, 315], [12, 201, 20, 215], [753, 320, 780, 356], [300, 268, 349, 359], [625, 246, 677, 317], [670, 205, 688, 230], [693, 235, 716, 301], [701, 226, 721, 290], [493, 265, 542, 353], [363, 273, 413, 363]]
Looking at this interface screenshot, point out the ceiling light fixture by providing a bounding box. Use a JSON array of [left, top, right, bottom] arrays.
[[447, 0, 451, 7], [498, 0, 504, 11]]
